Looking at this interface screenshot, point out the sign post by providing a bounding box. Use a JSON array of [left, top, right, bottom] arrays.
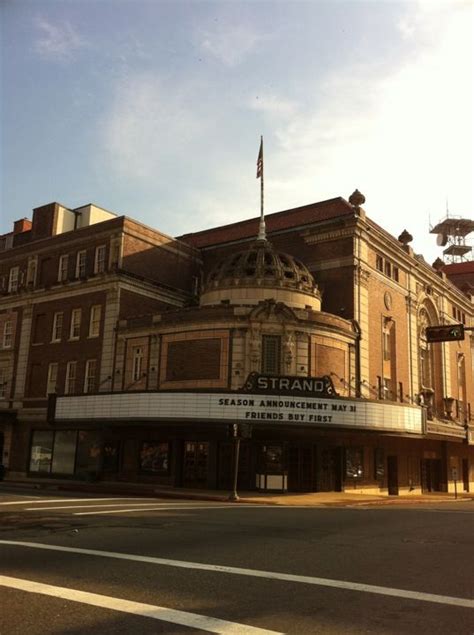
[[229, 424, 240, 502]]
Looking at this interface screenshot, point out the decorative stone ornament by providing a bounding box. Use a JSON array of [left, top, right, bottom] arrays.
[[348, 189, 366, 208], [398, 229, 413, 245]]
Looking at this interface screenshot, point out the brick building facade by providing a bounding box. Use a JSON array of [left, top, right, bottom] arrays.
[[1, 192, 473, 495]]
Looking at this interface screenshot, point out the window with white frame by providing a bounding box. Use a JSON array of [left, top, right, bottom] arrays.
[[84, 359, 97, 393], [58, 254, 69, 282], [94, 245, 106, 274], [69, 308, 81, 340], [51, 312, 63, 342], [8, 266, 19, 292], [132, 346, 144, 381], [89, 305, 101, 337], [75, 250, 87, 278], [46, 362, 58, 395], [65, 361, 77, 395], [3, 321, 13, 348], [26, 258, 37, 286]]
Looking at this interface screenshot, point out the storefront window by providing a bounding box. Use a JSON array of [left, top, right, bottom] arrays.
[[139, 442, 169, 474], [29, 431, 54, 473], [51, 430, 77, 475], [103, 441, 120, 472], [259, 444, 284, 474], [75, 430, 102, 475], [345, 448, 364, 479], [374, 448, 385, 479]]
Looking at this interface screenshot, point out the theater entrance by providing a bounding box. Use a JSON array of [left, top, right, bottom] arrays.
[[421, 458, 442, 492], [288, 445, 314, 492], [183, 441, 209, 487]]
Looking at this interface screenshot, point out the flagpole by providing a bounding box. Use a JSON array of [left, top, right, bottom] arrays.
[[257, 136, 266, 241]]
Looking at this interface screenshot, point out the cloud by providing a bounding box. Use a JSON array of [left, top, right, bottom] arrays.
[[34, 16, 87, 62], [198, 22, 268, 67], [243, 1, 473, 262], [99, 72, 209, 181]]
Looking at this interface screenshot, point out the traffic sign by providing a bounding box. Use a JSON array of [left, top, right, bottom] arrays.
[[425, 324, 464, 343]]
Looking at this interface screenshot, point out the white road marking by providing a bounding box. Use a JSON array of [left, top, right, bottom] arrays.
[[0, 575, 281, 635], [74, 504, 256, 516], [0, 497, 156, 506], [25, 502, 230, 511], [1, 540, 472, 609]]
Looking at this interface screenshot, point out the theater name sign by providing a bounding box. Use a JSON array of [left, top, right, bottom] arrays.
[[55, 374, 423, 435]]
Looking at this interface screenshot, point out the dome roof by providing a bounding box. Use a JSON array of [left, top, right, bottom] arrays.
[[204, 239, 317, 294]]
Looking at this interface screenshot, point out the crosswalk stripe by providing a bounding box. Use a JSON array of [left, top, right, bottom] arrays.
[[0, 575, 282, 635], [1, 540, 473, 609]]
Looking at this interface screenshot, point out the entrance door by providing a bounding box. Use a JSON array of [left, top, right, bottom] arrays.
[[183, 441, 209, 487], [288, 446, 314, 492], [421, 459, 442, 492], [387, 455, 399, 495], [462, 459, 469, 492], [317, 447, 343, 492]]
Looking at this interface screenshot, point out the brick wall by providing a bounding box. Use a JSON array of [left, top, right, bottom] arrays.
[[25, 291, 106, 398]]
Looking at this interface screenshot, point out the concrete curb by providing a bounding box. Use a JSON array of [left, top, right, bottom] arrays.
[[1, 478, 472, 507]]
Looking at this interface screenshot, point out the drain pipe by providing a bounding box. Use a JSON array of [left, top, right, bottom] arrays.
[[352, 319, 362, 398]]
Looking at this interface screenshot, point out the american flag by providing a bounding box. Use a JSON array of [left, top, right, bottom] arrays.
[[256, 137, 263, 179]]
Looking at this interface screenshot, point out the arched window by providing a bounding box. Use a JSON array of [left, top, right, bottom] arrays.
[[419, 308, 434, 390]]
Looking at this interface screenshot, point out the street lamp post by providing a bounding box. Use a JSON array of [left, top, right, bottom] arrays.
[[229, 428, 241, 502]]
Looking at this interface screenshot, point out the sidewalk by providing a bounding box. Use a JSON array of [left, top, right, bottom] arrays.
[[1, 476, 472, 507]]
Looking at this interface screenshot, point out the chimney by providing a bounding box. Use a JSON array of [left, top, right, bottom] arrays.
[[13, 218, 32, 234]]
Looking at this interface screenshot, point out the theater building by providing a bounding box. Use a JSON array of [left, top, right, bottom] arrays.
[[2, 192, 473, 494]]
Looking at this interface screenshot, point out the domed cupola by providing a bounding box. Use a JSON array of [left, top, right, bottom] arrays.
[[201, 239, 321, 310]]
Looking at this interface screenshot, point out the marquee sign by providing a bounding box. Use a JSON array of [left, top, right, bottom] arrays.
[[243, 372, 338, 397], [55, 389, 424, 435]]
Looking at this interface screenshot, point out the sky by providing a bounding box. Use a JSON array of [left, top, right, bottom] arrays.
[[1, 0, 473, 264]]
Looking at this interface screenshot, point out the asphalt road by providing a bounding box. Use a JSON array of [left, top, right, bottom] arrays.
[[0, 487, 473, 634]]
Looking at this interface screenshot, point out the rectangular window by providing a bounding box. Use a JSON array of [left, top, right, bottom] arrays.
[[65, 361, 77, 395], [69, 308, 81, 340], [383, 377, 393, 400], [139, 442, 170, 473], [376, 255, 383, 272], [3, 321, 13, 348], [393, 266, 399, 282], [374, 448, 385, 480], [94, 245, 106, 274], [46, 362, 58, 395], [58, 254, 69, 282], [398, 382, 404, 402], [26, 259, 37, 286], [0, 367, 7, 398], [76, 250, 86, 278], [384, 261, 392, 277], [88, 305, 101, 337], [84, 359, 97, 393], [76, 430, 102, 474], [345, 448, 364, 479], [383, 329, 391, 361], [261, 335, 281, 375], [132, 346, 143, 381], [51, 430, 77, 475], [8, 266, 19, 292], [51, 312, 63, 342], [29, 430, 54, 473]]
